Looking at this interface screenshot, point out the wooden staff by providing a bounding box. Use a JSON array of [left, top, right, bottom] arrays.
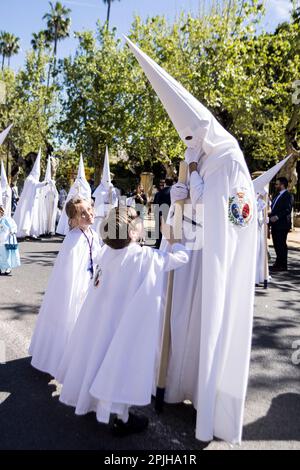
[[263, 188, 269, 289], [155, 160, 188, 411]]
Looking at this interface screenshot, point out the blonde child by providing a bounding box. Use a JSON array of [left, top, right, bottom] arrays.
[[29, 197, 101, 377]]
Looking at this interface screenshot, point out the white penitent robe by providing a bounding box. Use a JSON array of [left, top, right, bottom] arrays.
[[255, 197, 267, 284], [29, 227, 101, 377], [13, 176, 47, 238], [92, 183, 118, 236], [125, 37, 257, 444], [160, 150, 257, 445], [1, 161, 12, 216], [56, 242, 189, 423], [39, 181, 59, 235], [56, 179, 91, 236]]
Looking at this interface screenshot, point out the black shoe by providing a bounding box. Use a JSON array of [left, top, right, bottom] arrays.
[[112, 412, 149, 437], [269, 265, 287, 272]]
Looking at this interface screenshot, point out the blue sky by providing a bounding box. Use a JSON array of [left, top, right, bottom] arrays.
[[0, 0, 293, 71]]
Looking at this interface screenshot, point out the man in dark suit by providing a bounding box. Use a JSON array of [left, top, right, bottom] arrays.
[[153, 178, 173, 248], [269, 177, 293, 272]]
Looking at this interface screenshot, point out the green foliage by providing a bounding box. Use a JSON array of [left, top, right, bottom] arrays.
[[0, 45, 56, 174], [0, 0, 300, 183]]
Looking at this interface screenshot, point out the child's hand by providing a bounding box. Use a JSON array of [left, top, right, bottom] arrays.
[[161, 218, 179, 245]]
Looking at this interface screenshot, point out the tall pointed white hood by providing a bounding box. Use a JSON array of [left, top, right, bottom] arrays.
[[45, 156, 52, 181], [77, 154, 86, 180], [125, 37, 238, 157], [30, 148, 41, 180], [1, 159, 8, 189], [75, 154, 91, 196], [253, 155, 292, 194], [0, 124, 13, 146], [101, 146, 111, 189]]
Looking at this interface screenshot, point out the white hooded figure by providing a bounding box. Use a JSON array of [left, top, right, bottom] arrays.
[[0, 124, 13, 147], [255, 192, 267, 284], [0, 125, 13, 216], [13, 149, 47, 238], [253, 155, 291, 285], [39, 157, 59, 235], [1, 160, 12, 216], [126, 38, 257, 444], [92, 147, 118, 235], [56, 155, 91, 235]]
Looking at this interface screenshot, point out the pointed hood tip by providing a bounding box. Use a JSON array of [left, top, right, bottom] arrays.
[[124, 36, 135, 49], [30, 149, 41, 180], [126, 39, 234, 150], [253, 154, 292, 194], [77, 154, 86, 180], [0, 123, 13, 146], [101, 146, 111, 188], [1, 159, 8, 187]]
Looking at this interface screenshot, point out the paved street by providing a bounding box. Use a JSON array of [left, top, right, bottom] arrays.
[[0, 235, 300, 450]]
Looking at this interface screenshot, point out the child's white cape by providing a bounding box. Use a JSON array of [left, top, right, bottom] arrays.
[[29, 227, 100, 376]]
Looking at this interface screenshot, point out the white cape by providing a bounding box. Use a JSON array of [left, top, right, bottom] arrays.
[[29, 227, 101, 377], [56, 242, 188, 423], [92, 183, 118, 235], [39, 159, 59, 235], [39, 180, 58, 235], [13, 176, 46, 238], [160, 149, 257, 444], [1, 161, 12, 216], [255, 198, 267, 284]]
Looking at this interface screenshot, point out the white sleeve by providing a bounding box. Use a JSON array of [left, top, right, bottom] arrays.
[[155, 243, 189, 272], [190, 171, 204, 207]]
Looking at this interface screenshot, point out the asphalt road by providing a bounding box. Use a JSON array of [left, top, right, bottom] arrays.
[[0, 237, 300, 450]]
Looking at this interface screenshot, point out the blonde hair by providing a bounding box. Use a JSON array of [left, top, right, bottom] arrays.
[[100, 207, 140, 249], [66, 197, 89, 230]]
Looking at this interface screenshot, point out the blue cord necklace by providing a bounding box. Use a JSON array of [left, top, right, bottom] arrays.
[[80, 228, 94, 279]]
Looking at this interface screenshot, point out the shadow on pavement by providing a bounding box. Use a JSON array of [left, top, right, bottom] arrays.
[[243, 393, 300, 441], [0, 357, 206, 450]]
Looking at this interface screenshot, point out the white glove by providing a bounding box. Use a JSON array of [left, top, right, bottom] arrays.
[[184, 147, 201, 165], [170, 183, 188, 204]]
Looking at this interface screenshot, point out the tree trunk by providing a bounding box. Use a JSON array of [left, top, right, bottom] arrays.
[[46, 58, 52, 90], [1, 54, 4, 71], [93, 140, 101, 186], [53, 26, 58, 80], [106, 0, 111, 27]]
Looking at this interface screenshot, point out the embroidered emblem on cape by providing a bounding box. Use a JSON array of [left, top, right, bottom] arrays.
[[228, 189, 252, 227]]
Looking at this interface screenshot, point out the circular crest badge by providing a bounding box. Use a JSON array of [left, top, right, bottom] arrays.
[[228, 189, 252, 227]]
